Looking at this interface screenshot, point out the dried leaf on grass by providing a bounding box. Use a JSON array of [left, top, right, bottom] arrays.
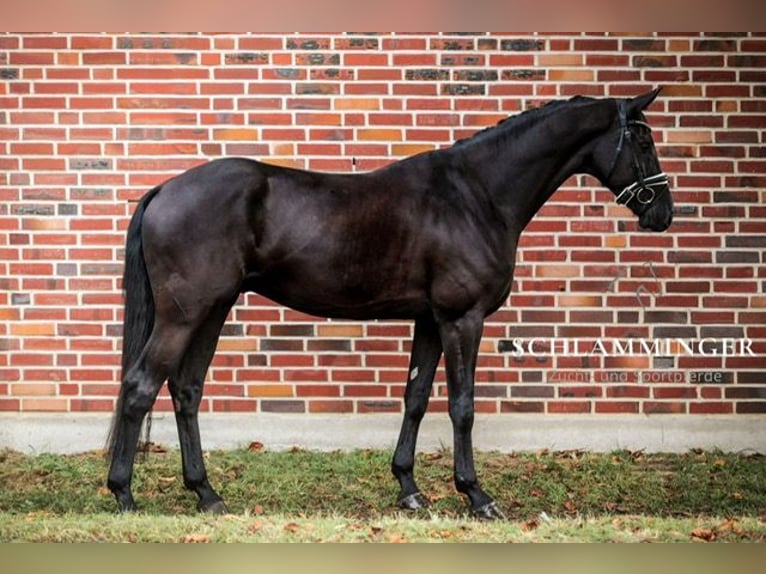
[[181, 533, 210, 543], [140, 442, 167, 454], [520, 519, 539, 532], [691, 528, 715, 542], [715, 519, 741, 534], [284, 522, 301, 533], [247, 520, 264, 534]]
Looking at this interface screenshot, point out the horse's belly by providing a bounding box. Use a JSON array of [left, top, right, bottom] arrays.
[[243, 268, 429, 320]]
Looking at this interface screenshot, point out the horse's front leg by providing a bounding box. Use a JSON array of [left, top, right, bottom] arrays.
[[391, 315, 443, 510], [438, 311, 506, 520]]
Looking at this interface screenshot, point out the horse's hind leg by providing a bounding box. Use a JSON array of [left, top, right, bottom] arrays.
[[107, 320, 196, 512], [391, 315, 442, 510], [167, 299, 235, 514]]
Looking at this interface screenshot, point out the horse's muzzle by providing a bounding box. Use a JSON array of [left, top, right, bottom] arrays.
[[639, 203, 673, 232]]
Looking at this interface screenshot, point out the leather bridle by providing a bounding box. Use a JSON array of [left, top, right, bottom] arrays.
[[606, 100, 669, 209]]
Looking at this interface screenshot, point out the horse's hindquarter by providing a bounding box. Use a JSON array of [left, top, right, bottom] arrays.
[[140, 159, 265, 312]]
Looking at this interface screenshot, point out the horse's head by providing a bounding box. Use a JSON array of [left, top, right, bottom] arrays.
[[593, 88, 673, 232]]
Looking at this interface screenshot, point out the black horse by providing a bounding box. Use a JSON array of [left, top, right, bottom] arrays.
[[107, 89, 673, 519]]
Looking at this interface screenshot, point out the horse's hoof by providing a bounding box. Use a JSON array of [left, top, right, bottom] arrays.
[[199, 499, 229, 515], [473, 501, 506, 521], [116, 496, 137, 513], [398, 492, 429, 511]]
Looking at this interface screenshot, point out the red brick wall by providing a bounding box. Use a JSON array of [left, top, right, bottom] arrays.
[[1, 33, 764, 417]]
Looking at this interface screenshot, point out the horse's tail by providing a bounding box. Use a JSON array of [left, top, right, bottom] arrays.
[[106, 185, 163, 457]]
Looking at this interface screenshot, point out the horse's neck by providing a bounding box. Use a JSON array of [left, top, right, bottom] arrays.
[[455, 100, 613, 232]]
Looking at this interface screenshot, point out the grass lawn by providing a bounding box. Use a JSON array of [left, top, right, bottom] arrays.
[[1, 447, 764, 542]]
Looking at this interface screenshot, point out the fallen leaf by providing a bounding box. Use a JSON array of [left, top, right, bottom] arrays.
[[691, 528, 715, 542], [181, 533, 210, 543], [563, 500, 577, 513], [252, 504, 264, 515], [25, 511, 55, 522], [248, 521, 264, 534], [715, 519, 736, 533], [370, 526, 384, 539], [284, 522, 300, 533], [423, 451, 444, 461], [388, 534, 406, 543], [521, 519, 539, 532], [157, 476, 176, 491], [142, 442, 167, 454], [248, 441, 264, 452], [715, 519, 743, 537]]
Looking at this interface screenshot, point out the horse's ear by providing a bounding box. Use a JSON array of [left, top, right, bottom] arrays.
[[629, 87, 663, 114]]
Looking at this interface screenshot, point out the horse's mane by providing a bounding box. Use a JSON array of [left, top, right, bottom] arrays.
[[453, 95, 596, 147]]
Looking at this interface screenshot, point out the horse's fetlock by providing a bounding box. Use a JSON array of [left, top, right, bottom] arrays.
[[391, 459, 413, 478]]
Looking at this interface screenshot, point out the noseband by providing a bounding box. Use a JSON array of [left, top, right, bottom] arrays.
[[606, 100, 669, 209]]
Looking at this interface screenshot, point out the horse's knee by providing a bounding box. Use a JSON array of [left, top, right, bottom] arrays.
[[404, 400, 427, 422]]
